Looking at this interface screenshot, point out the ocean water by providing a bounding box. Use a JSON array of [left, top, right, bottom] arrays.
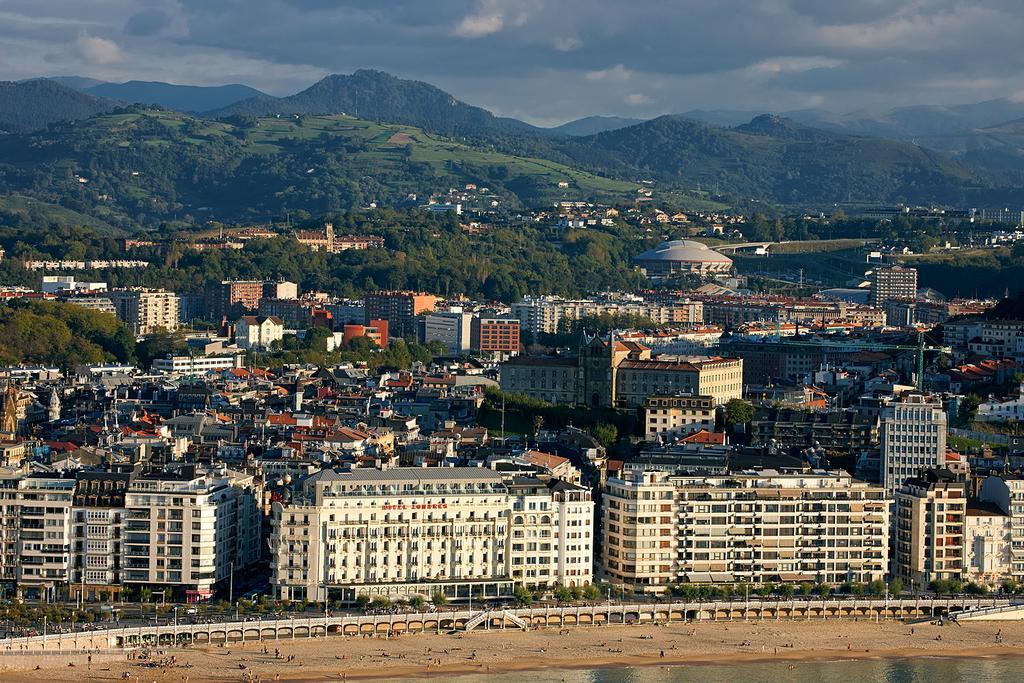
[[433, 656, 1024, 682]]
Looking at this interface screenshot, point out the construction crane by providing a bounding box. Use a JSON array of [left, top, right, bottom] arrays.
[[765, 327, 950, 391]]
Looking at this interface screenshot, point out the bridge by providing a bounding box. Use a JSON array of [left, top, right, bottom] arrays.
[[0, 597, 1013, 652]]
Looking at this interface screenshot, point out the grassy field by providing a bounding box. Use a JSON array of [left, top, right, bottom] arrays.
[[0, 194, 121, 234]]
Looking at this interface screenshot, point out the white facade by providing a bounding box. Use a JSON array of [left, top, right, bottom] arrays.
[[422, 311, 473, 354], [152, 354, 244, 375], [235, 316, 285, 351], [965, 505, 1012, 585], [122, 470, 261, 597], [977, 384, 1024, 422], [979, 476, 1024, 581], [880, 393, 947, 498], [507, 478, 594, 588], [270, 468, 594, 602]]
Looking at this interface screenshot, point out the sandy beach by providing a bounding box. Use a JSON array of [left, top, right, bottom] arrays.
[[2, 618, 1023, 682]]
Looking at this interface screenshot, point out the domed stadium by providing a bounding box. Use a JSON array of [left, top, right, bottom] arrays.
[[634, 240, 733, 276]]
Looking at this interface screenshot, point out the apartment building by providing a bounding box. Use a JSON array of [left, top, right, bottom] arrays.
[[500, 335, 742, 409], [365, 291, 437, 338], [979, 475, 1024, 581], [270, 467, 594, 602], [750, 408, 879, 451], [210, 280, 263, 320], [643, 395, 716, 439], [869, 266, 918, 307], [235, 315, 285, 351], [109, 288, 180, 335], [422, 311, 473, 354], [511, 294, 702, 337], [151, 354, 244, 375], [121, 468, 261, 601], [602, 469, 889, 591], [894, 469, 966, 587], [506, 477, 594, 588], [880, 392, 948, 498], [471, 317, 520, 356]]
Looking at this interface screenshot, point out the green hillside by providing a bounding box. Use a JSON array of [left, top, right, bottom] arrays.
[[0, 108, 645, 230]]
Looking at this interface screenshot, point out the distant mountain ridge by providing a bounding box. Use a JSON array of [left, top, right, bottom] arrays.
[[550, 116, 645, 136]]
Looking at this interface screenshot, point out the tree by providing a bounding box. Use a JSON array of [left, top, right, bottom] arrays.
[[888, 578, 903, 596], [552, 585, 574, 603], [370, 597, 391, 611], [431, 591, 447, 607], [959, 394, 982, 424], [868, 579, 887, 597], [513, 585, 533, 607], [355, 595, 370, 611], [723, 399, 754, 428], [409, 595, 425, 610], [582, 585, 601, 601], [592, 423, 618, 449], [777, 584, 796, 599]]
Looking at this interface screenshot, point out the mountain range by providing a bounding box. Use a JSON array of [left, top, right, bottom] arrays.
[[1, 69, 1024, 224]]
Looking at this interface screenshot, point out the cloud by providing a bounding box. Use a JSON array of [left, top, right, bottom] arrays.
[[587, 64, 632, 81], [454, 0, 507, 38], [2, 0, 1024, 123], [73, 32, 124, 64], [553, 36, 581, 52]]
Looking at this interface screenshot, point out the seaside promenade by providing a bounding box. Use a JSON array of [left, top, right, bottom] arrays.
[[1, 596, 1016, 653]]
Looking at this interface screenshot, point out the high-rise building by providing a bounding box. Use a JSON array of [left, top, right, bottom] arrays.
[[108, 288, 180, 335], [602, 469, 889, 590], [869, 266, 918, 307], [210, 280, 263, 320], [894, 468, 966, 587], [364, 291, 437, 338], [880, 392, 947, 498]]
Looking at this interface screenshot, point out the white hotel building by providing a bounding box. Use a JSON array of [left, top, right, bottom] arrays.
[[270, 467, 594, 602]]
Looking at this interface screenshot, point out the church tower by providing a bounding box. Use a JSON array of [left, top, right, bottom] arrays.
[[0, 385, 19, 436], [48, 388, 61, 423]]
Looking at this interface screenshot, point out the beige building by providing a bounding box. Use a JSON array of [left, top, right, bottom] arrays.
[[643, 395, 716, 439], [109, 288, 180, 335], [602, 469, 889, 591], [894, 469, 965, 587], [500, 335, 742, 410]]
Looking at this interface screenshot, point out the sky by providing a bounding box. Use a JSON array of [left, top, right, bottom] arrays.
[[2, 0, 1024, 126]]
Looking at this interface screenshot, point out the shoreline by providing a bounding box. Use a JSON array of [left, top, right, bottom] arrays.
[[2, 619, 1023, 681]]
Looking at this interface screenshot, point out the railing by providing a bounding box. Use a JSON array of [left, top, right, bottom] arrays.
[[0, 597, 1008, 652]]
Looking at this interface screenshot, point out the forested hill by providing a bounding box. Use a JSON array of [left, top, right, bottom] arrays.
[[553, 114, 991, 206], [0, 79, 116, 132], [0, 108, 637, 231], [213, 69, 542, 138]]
